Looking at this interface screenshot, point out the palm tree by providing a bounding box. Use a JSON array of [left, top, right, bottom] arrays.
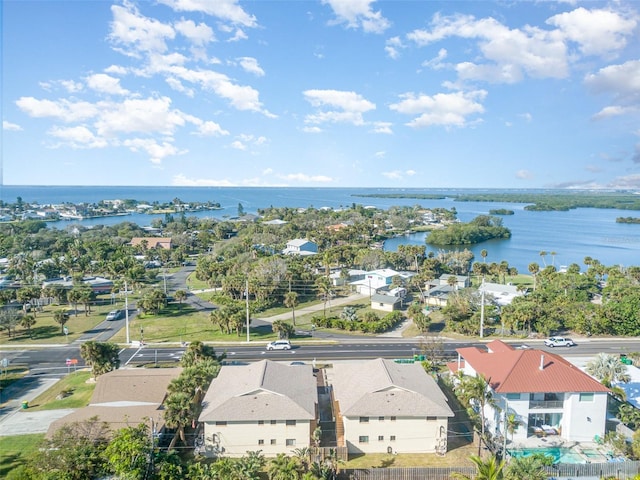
[[284, 291, 299, 326], [164, 391, 194, 450], [586, 353, 631, 388], [481, 249, 488, 263], [267, 453, 304, 480], [539, 251, 547, 266], [456, 374, 495, 455], [315, 276, 332, 317], [20, 314, 36, 338], [528, 262, 540, 291], [504, 455, 547, 480], [53, 309, 70, 335], [452, 454, 504, 480]]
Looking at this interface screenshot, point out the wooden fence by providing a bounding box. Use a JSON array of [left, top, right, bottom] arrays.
[[339, 460, 640, 479]]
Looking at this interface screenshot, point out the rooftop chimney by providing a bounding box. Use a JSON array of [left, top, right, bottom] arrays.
[[539, 354, 545, 370]]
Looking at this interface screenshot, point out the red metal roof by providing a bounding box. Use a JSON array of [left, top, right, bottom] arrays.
[[456, 340, 609, 394]]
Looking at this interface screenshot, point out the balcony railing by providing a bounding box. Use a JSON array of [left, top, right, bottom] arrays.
[[529, 400, 563, 409]]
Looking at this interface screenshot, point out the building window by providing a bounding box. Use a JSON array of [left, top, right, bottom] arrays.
[[359, 436, 369, 443], [507, 393, 520, 400], [390, 435, 396, 441], [427, 416, 436, 421], [286, 439, 296, 446], [390, 416, 396, 422], [215, 421, 227, 426], [258, 439, 264, 445], [271, 439, 277, 445], [580, 393, 594, 402], [286, 420, 296, 426], [378, 435, 384, 441], [270, 420, 277, 425], [359, 417, 369, 423], [258, 420, 264, 425], [379, 416, 385, 421]]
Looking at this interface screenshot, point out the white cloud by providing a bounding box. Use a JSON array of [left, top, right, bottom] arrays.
[[237, 57, 265, 77], [174, 18, 214, 45], [123, 137, 184, 164], [230, 140, 247, 150], [382, 169, 416, 180], [109, 3, 176, 57], [592, 105, 637, 120], [165, 76, 195, 96], [3, 121, 22, 131], [516, 169, 534, 179], [16, 97, 99, 122], [158, 0, 257, 28], [422, 48, 448, 70], [584, 60, 640, 100], [302, 125, 323, 133], [546, 7, 637, 57], [303, 89, 375, 127], [374, 151, 385, 158], [105, 65, 128, 75], [370, 121, 393, 134], [389, 90, 486, 128], [385, 36, 403, 59], [322, 0, 390, 34], [172, 173, 235, 186], [519, 112, 533, 122], [94, 96, 188, 137], [194, 121, 229, 136], [278, 173, 333, 183], [48, 126, 108, 148], [85, 73, 130, 95]]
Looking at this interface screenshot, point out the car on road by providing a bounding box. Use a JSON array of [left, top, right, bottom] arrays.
[[106, 309, 125, 321], [266, 340, 291, 351], [544, 336, 575, 347]]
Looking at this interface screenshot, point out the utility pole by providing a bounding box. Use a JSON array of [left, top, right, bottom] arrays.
[[245, 278, 250, 343], [125, 280, 130, 344], [503, 399, 509, 462], [479, 277, 485, 339]]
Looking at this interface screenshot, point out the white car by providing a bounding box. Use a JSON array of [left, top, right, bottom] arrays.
[[544, 337, 575, 347], [105, 309, 124, 321], [266, 340, 291, 351]]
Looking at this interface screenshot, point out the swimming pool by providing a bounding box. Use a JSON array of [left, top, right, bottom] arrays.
[[581, 448, 607, 462], [508, 447, 585, 464]]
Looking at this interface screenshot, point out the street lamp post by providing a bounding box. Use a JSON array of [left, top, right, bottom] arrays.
[[125, 280, 130, 344]]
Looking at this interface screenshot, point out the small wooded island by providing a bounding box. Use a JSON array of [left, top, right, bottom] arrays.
[[426, 215, 511, 245], [616, 217, 640, 224], [488, 208, 514, 215]]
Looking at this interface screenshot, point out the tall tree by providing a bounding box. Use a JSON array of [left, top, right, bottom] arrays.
[[80, 341, 120, 378], [104, 423, 152, 480], [456, 374, 495, 455], [164, 391, 195, 450], [586, 353, 631, 388], [53, 309, 70, 335], [284, 291, 299, 326]]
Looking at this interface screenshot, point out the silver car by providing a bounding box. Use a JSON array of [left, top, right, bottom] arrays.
[[266, 340, 291, 351]]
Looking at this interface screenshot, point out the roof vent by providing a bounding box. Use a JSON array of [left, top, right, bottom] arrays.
[[539, 354, 545, 370]]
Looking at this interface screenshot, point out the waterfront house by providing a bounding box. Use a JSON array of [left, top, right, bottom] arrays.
[[332, 358, 453, 454], [437, 274, 470, 289], [450, 340, 610, 442], [282, 238, 318, 256], [423, 284, 454, 307], [198, 360, 317, 457], [350, 268, 402, 296]]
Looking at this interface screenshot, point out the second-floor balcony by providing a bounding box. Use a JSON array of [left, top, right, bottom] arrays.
[[529, 400, 563, 409]]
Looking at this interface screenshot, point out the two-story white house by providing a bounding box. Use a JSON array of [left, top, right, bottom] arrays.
[[332, 358, 454, 455], [282, 239, 318, 256], [450, 340, 610, 443], [198, 360, 317, 457]]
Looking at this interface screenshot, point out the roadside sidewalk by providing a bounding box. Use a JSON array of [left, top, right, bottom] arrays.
[[255, 293, 368, 323]]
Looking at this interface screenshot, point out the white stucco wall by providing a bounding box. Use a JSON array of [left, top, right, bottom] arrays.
[[563, 392, 608, 442], [343, 416, 448, 454], [202, 420, 311, 457]]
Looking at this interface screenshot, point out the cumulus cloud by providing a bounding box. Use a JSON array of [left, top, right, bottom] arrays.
[[158, 0, 258, 28], [174, 18, 214, 45], [48, 126, 109, 149], [303, 89, 375, 127], [406, 7, 637, 85], [585, 59, 640, 101], [16, 97, 99, 122], [389, 90, 486, 128], [322, 0, 390, 34], [172, 173, 236, 186], [3, 121, 22, 131], [109, 3, 176, 57], [123, 137, 184, 164], [546, 7, 637, 56], [370, 121, 393, 134], [85, 73, 130, 95], [385, 36, 403, 59], [194, 121, 229, 136], [237, 57, 265, 76]]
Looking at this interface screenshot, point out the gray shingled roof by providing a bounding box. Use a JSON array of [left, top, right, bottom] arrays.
[[332, 358, 453, 418], [199, 360, 317, 422]]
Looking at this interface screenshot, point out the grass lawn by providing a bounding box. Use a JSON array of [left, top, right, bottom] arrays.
[[0, 433, 45, 478], [344, 444, 477, 468], [26, 370, 94, 411]]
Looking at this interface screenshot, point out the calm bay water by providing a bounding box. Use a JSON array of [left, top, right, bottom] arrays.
[[2, 185, 639, 273]]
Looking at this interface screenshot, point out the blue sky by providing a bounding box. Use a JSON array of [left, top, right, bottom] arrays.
[[2, 0, 639, 189]]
